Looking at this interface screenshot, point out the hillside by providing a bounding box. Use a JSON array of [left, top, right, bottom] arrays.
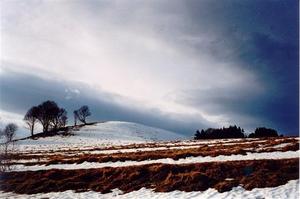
[[16, 121, 186, 151]]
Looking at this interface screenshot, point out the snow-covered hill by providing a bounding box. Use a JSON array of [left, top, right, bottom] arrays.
[[73, 121, 185, 142], [17, 121, 186, 150]]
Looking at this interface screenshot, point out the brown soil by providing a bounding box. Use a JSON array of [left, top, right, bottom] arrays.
[[0, 158, 298, 194]]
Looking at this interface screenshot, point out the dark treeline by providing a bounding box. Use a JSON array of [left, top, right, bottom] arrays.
[[194, 126, 279, 139], [24, 100, 91, 137], [194, 125, 245, 139], [249, 127, 279, 138]]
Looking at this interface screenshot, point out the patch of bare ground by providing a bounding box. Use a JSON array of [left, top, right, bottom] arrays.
[[11, 138, 298, 166], [0, 158, 298, 194]]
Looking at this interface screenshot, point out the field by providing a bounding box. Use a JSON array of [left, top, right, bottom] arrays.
[[0, 122, 299, 198]]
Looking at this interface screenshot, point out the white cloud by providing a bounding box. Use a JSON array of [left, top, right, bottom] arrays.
[[65, 88, 80, 100]]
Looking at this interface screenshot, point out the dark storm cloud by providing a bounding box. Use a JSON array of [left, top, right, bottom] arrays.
[[171, 0, 299, 135], [174, 84, 298, 134], [0, 69, 211, 136]]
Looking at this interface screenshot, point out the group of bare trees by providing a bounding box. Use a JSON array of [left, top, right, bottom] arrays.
[[24, 100, 91, 137], [0, 101, 91, 171], [24, 101, 67, 136]]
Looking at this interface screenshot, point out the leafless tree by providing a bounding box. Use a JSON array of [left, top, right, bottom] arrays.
[[36, 101, 58, 132], [24, 106, 39, 136], [3, 123, 17, 142], [51, 108, 68, 129], [0, 123, 18, 172], [36, 100, 68, 132], [73, 110, 78, 126], [76, 106, 91, 124]]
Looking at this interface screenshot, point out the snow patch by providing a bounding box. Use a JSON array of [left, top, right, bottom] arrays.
[[1, 179, 298, 199], [11, 150, 300, 171]]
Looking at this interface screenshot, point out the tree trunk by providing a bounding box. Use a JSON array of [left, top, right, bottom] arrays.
[[31, 122, 35, 137], [43, 124, 48, 133]]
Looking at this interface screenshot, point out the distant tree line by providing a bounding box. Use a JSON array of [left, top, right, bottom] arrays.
[[248, 127, 279, 138], [24, 100, 91, 137], [194, 126, 279, 139], [194, 125, 245, 139]]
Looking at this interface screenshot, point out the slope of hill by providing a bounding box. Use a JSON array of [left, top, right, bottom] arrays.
[[16, 121, 186, 150], [73, 121, 185, 142]]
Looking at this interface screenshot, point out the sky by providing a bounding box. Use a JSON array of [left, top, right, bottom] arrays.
[[0, 0, 299, 137]]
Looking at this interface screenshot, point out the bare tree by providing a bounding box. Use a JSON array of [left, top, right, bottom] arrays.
[[0, 127, 4, 138], [24, 106, 39, 136], [77, 106, 91, 124], [26, 100, 68, 133], [51, 108, 68, 129], [4, 123, 17, 142], [0, 123, 18, 171], [73, 110, 78, 126], [59, 112, 68, 128], [36, 101, 62, 132], [36, 101, 53, 132]]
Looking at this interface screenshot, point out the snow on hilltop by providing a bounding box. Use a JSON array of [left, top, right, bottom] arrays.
[[17, 121, 186, 150], [72, 121, 185, 143]]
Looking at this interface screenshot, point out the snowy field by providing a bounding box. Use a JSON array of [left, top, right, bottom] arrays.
[[0, 121, 299, 199]]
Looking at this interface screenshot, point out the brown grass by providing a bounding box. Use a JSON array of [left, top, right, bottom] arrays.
[[6, 137, 299, 166], [0, 158, 298, 194], [12, 137, 295, 157], [40, 139, 300, 165]]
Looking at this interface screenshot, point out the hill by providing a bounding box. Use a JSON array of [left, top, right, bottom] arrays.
[[16, 121, 186, 150]]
